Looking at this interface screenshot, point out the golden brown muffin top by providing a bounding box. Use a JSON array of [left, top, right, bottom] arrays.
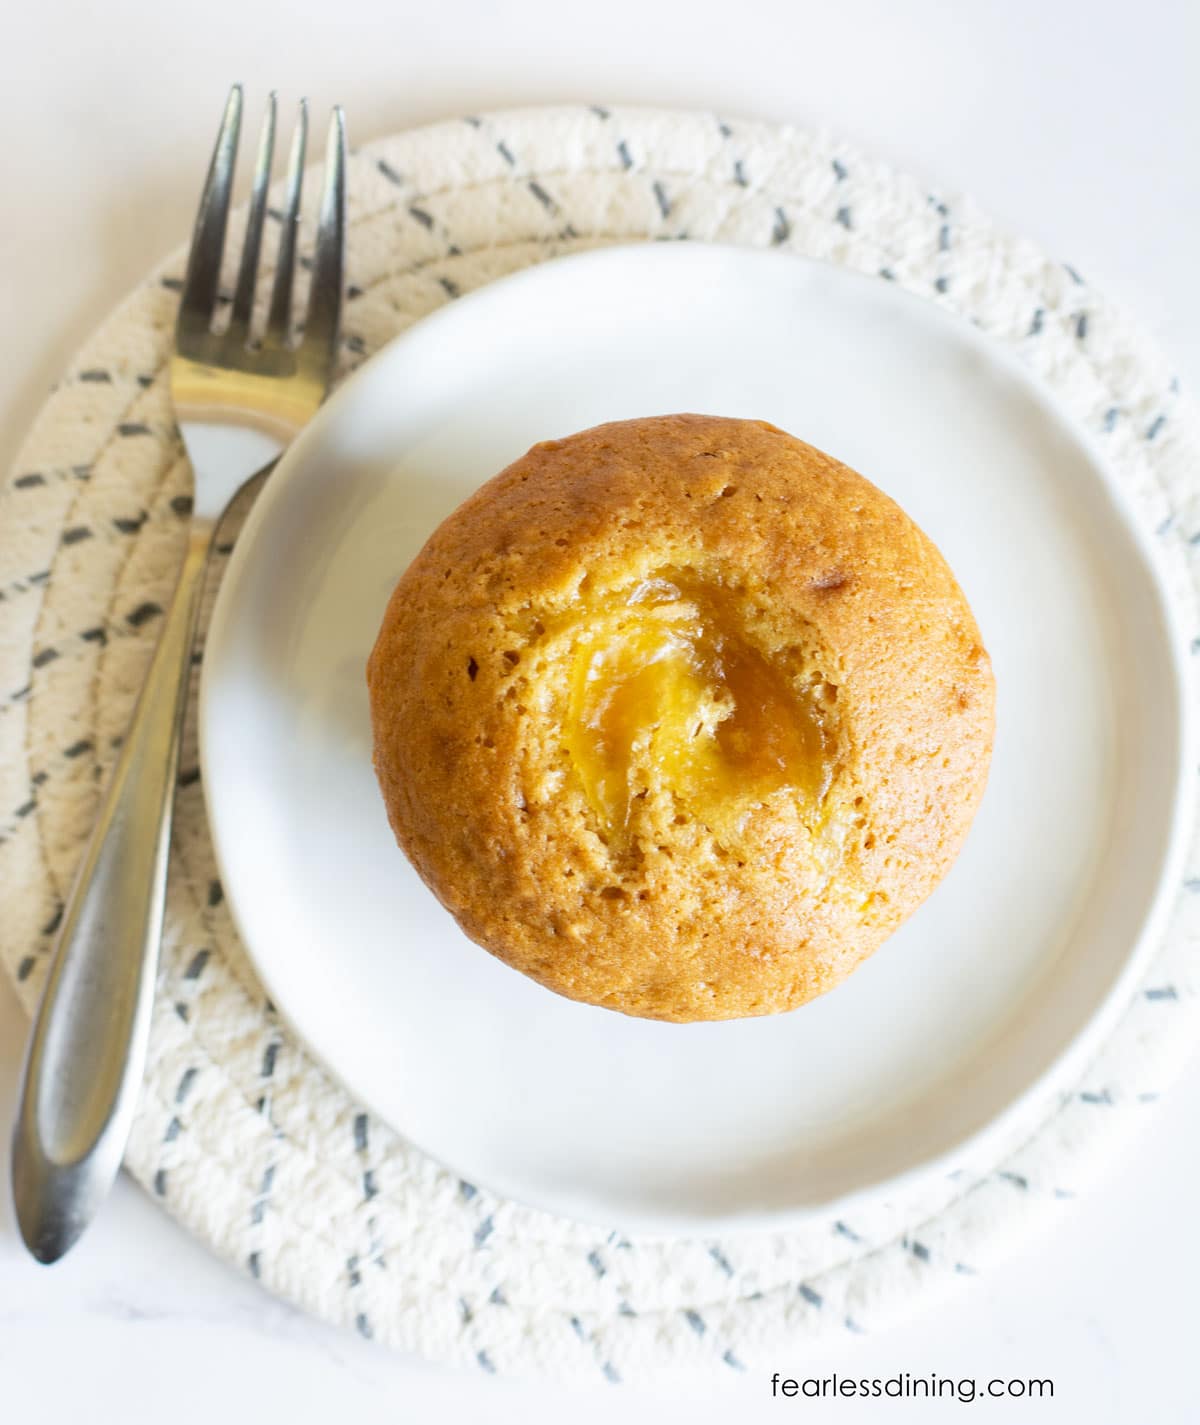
[[367, 415, 994, 1022]]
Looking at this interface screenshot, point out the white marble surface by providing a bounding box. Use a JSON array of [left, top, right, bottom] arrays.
[[3, 0, 1199, 1419]]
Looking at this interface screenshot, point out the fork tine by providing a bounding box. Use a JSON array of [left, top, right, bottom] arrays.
[[264, 99, 308, 346], [302, 106, 346, 367], [228, 92, 277, 342], [178, 85, 243, 329]]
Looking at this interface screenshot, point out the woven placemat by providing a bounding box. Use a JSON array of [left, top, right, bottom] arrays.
[[2, 105, 1198, 1384]]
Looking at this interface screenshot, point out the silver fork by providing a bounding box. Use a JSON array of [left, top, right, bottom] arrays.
[[11, 86, 346, 1264]]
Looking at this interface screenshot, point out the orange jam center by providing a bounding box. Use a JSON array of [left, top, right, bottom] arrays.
[[564, 577, 830, 837]]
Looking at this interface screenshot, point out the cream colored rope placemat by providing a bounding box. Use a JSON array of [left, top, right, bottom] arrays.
[[2, 105, 1199, 1384]]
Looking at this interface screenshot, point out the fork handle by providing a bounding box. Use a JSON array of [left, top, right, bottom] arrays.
[[11, 525, 212, 1263]]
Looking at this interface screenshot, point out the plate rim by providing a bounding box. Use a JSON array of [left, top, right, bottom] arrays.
[[198, 240, 1196, 1234]]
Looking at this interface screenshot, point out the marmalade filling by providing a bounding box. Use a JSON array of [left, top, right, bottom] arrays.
[[563, 576, 832, 839]]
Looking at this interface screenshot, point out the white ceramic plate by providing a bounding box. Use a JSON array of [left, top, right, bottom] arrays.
[[200, 243, 1190, 1233]]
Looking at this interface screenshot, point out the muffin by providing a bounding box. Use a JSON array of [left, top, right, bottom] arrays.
[[367, 415, 994, 1023]]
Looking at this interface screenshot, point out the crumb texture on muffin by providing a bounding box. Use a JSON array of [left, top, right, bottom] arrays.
[[367, 414, 994, 1022]]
